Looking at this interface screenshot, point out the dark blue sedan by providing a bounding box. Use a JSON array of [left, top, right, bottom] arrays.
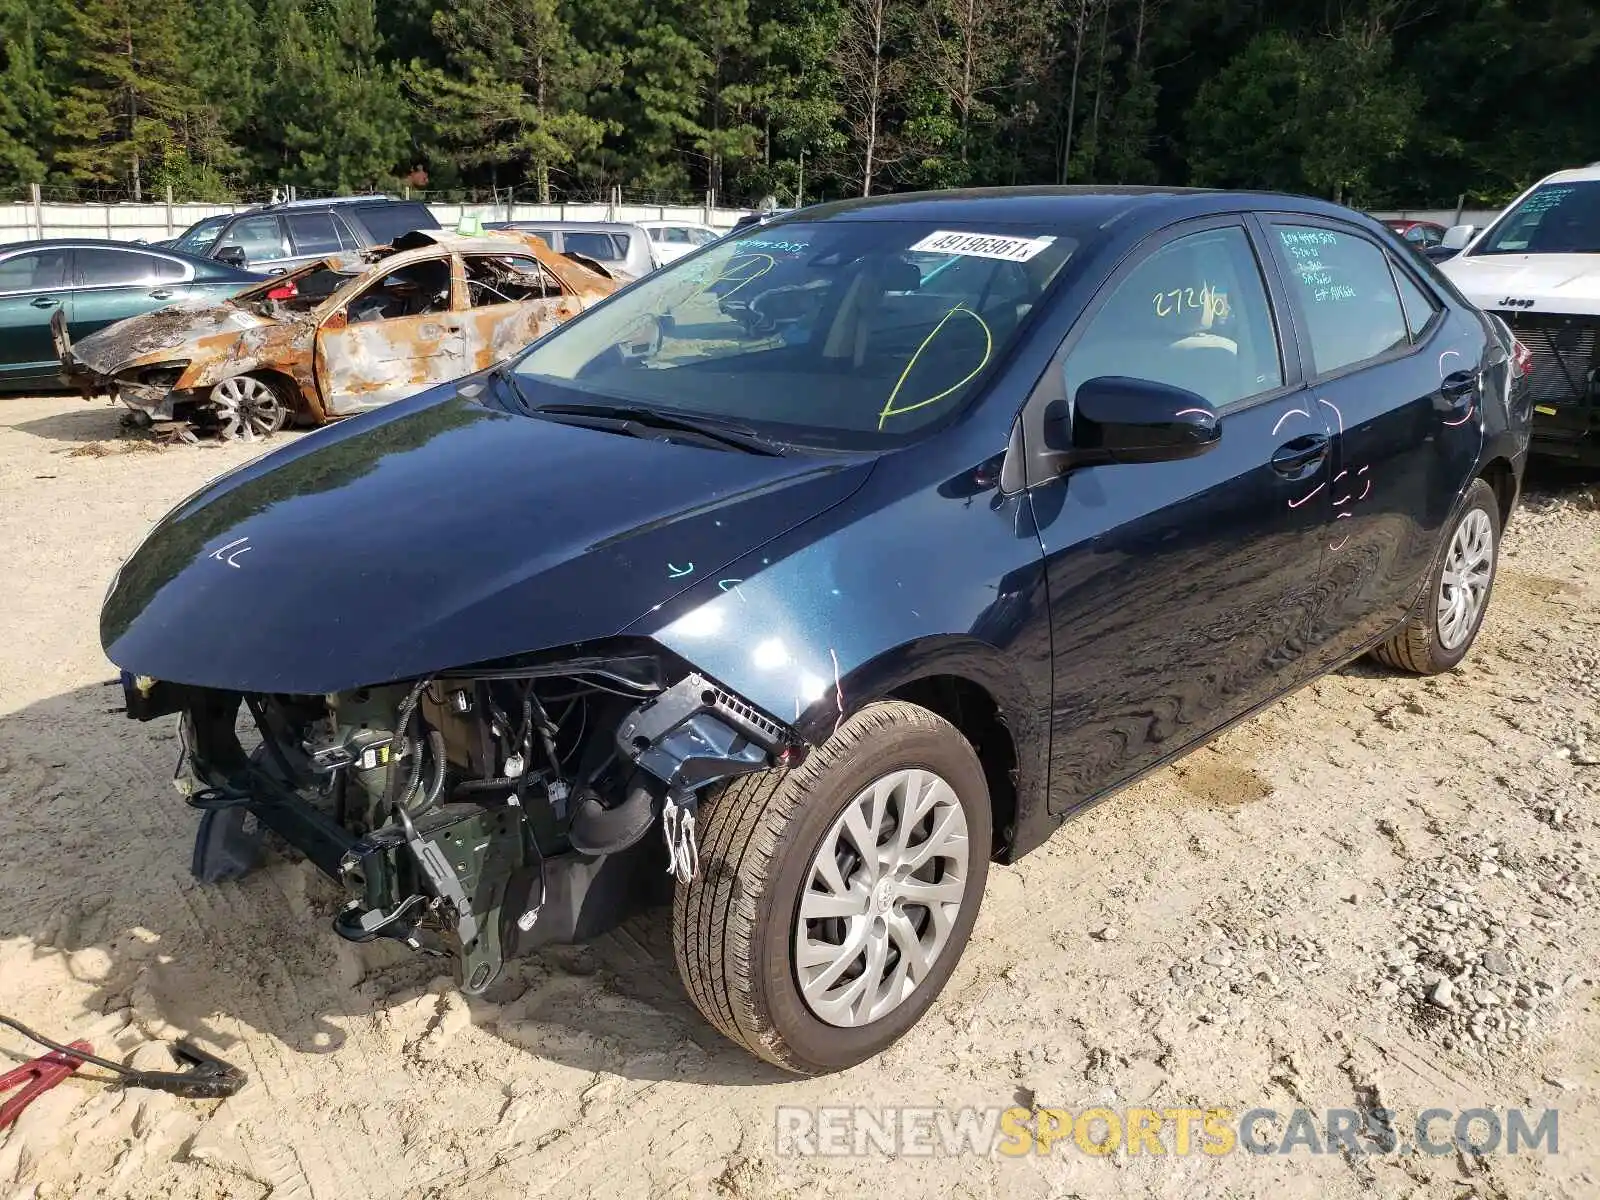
[[98, 187, 1532, 1074]]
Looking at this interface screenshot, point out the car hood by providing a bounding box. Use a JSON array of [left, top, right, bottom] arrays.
[[73, 301, 275, 375], [1441, 252, 1600, 315], [102, 378, 875, 694]]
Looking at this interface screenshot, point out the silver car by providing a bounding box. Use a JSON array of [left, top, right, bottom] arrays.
[[486, 221, 658, 279]]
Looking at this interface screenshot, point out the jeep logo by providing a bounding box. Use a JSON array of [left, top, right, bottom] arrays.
[[1497, 296, 1535, 308]]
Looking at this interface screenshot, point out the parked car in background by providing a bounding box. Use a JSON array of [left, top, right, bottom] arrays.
[[101, 186, 1530, 1075], [1382, 218, 1448, 250], [637, 220, 721, 264], [1439, 164, 1600, 465], [484, 220, 658, 279], [729, 208, 792, 233], [0, 240, 261, 392], [154, 213, 232, 255], [57, 230, 616, 439], [199, 196, 440, 277]]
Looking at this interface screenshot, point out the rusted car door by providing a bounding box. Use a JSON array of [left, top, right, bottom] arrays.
[[458, 252, 586, 371], [313, 253, 467, 415]]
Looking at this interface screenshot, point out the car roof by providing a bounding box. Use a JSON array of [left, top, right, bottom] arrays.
[[1532, 164, 1600, 186], [0, 237, 221, 259], [776, 185, 1361, 230], [503, 220, 647, 235]]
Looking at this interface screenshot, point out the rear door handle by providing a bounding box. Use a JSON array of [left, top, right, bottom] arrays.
[[1439, 369, 1478, 405], [30, 296, 58, 308], [1271, 434, 1329, 477], [149, 288, 173, 300]]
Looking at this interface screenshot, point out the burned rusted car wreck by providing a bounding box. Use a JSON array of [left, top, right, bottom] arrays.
[[57, 230, 617, 439]]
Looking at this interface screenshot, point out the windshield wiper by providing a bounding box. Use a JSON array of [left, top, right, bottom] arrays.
[[526, 401, 789, 456]]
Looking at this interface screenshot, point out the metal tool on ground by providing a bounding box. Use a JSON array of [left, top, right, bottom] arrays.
[[0, 1014, 247, 1116]]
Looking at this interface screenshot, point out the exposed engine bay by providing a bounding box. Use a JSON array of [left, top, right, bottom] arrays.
[[125, 654, 798, 994]]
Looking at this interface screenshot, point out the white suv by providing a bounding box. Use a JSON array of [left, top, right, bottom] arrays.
[[638, 221, 721, 265], [1439, 164, 1600, 465]]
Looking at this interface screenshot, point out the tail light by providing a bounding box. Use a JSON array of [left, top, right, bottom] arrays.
[[266, 281, 298, 301], [1512, 338, 1533, 378]]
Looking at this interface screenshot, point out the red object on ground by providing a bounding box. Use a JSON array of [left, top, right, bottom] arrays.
[[0, 1040, 91, 1129]]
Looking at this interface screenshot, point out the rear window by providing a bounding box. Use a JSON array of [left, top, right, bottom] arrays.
[[564, 231, 622, 260], [352, 202, 440, 245]]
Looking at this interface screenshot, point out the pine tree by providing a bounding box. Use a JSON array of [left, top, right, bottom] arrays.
[[46, 0, 195, 198], [0, 0, 57, 187], [408, 0, 613, 202]]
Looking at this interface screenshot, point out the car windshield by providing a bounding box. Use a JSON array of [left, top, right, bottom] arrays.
[[174, 215, 228, 255], [1474, 180, 1600, 255], [510, 219, 1079, 449]]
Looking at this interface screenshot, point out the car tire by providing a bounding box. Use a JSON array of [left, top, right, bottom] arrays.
[[209, 373, 291, 441], [673, 700, 990, 1074], [1371, 477, 1501, 675]]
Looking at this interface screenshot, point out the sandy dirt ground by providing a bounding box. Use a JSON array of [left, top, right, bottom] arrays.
[[1, 393, 1598, 1200]]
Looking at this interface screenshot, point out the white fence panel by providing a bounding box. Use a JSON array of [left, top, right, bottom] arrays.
[[0, 197, 756, 245]]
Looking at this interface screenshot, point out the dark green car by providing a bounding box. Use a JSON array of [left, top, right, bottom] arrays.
[[0, 239, 261, 392]]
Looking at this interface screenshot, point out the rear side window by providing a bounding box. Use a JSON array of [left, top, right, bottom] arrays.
[[351, 203, 439, 245], [1393, 265, 1439, 340], [287, 212, 344, 257], [564, 232, 620, 260], [0, 249, 70, 291], [1275, 225, 1408, 375], [464, 255, 563, 305], [75, 248, 174, 287], [1063, 225, 1284, 410]]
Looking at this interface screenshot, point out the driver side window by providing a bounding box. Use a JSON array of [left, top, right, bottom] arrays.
[[346, 258, 453, 324], [1064, 225, 1283, 410]]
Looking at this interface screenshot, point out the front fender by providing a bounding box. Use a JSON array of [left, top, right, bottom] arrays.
[[637, 447, 1055, 856]]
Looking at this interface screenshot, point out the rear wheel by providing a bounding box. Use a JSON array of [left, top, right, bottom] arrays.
[[1371, 477, 1500, 674], [673, 701, 990, 1074]]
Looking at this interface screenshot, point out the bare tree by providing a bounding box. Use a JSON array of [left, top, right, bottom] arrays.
[[834, 0, 897, 195], [922, 0, 1013, 167]]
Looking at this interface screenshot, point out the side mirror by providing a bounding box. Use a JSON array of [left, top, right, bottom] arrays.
[[1441, 224, 1476, 250], [215, 245, 248, 268], [1056, 376, 1221, 467]]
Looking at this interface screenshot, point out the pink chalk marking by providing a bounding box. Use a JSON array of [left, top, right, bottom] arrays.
[[1317, 396, 1344, 434], [1334, 470, 1348, 482], [1288, 482, 1325, 508], [1358, 479, 1371, 501], [1442, 404, 1475, 427], [1336, 511, 1353, 520], [1333, 494, 1351, 506], [1358, 465, 1369, 474], [1174, 407, 1210, 418], [1272, 407, 1311, 436], [1330, 535, 1351, 552]]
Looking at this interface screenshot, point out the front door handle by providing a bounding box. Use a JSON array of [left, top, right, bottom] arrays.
[[1271, 433, 1329, 477], [149, 288, 173, 300], [30, 296, 58, 308]]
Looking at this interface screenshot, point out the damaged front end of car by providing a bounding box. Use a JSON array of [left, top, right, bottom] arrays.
[[124, 648, 800, 994]]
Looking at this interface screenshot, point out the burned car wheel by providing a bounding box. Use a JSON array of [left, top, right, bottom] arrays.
[[210, 374, 290, 440], [674, 700, 990, 1074]]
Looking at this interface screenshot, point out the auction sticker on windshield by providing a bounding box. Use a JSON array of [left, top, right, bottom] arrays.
[[907, 230, 1058, 262]]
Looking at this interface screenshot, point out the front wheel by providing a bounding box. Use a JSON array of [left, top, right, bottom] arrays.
[[1371, 477, 1501, 674], [673, 701, 991, 1074], [209, 374, 290, 441]]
